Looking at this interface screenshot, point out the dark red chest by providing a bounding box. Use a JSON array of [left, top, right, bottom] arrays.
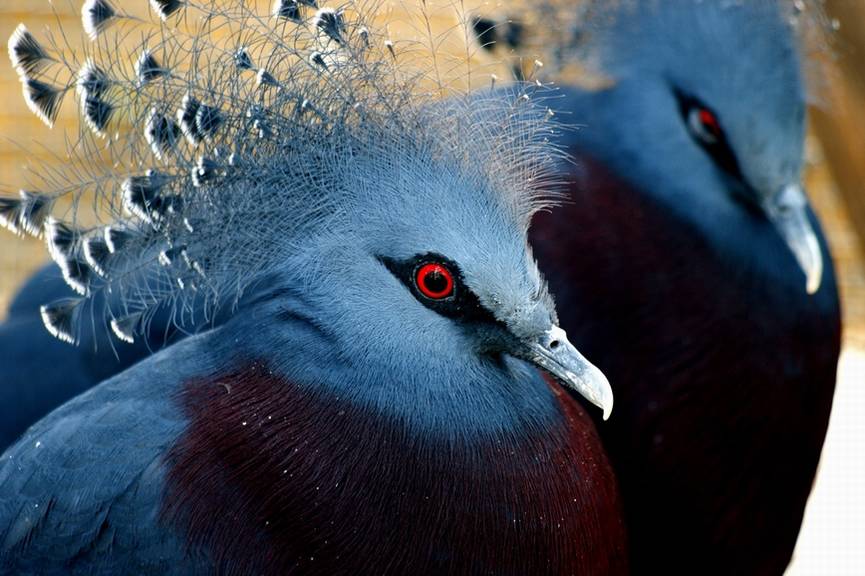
[[162, 362, 627, 575]]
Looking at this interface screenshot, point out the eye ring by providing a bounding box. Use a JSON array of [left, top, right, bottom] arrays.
[[415, 262, 454, 300]]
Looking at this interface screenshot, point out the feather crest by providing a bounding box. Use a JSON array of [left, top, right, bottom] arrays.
[[110, 312, 143, 344], [45, 217, 82, 263], [17, 191, 53, 237], [104, 225, 139, 254], [58, 255, 93, 296], [150, 0, 185, 20], [83, 232, 112, 278], [77, 60, 111, 99], [136, 49, 167, 86], [0, 196, 23, 235], [3, 0, 565, 344], [273, 0, 303, 21]]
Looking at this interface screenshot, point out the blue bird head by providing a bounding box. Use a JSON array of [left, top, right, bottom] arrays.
[[554, 0, 827, 294], [232, 90, 615, 429]]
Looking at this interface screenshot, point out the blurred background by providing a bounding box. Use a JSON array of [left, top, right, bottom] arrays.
[[0, 1, 862, 573]]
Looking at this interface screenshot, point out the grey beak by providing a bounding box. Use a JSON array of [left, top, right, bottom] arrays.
[[523, 325, 614, 420], [762, 184, 824, 295]]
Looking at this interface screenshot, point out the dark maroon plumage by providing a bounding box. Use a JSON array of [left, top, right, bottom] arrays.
[[163, 361, 628, 575], [531, 155, 841, 574]]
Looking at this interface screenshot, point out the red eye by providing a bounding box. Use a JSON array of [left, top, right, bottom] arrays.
[[415, 263, 454, 300], [699, 108, 721, 137], [688, 106, 722, 145]]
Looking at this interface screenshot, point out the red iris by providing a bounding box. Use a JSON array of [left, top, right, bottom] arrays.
[[699, 108, 721, 138], [415, 263, 454, 300]]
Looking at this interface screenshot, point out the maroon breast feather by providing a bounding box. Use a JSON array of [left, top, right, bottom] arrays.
[[162, 360, 627, 575]]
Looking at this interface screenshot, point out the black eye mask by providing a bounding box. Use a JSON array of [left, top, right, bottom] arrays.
[[380, 253, 501, 325]]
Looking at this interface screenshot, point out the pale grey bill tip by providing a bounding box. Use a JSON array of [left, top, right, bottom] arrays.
[[764, 184, 824, 296], [529, 325, 614, 421]]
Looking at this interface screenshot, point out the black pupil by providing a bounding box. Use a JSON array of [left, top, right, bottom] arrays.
[[423, 268, 449, 295]]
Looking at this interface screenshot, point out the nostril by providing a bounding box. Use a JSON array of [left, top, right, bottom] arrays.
[[550, 339, 561, 350]]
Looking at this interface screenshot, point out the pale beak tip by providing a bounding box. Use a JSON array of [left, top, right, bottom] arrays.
[[600, 377, 614, 421], [806, 267, 822, 295], [802, 235, 823, 296], [588, 365, 614, 421]]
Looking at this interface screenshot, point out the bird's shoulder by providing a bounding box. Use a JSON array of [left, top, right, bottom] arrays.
[[0, 335, 215, 575]]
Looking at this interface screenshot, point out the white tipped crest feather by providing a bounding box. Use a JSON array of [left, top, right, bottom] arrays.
[[110, 313, 142, 344], [104, 225, 137, 254], [256, 68, 280, 88], [273, 0, 303, 21], [45, 217, 81, 263], [0, 196, 23, 236], [0, 190, 52, 237], [177, 93, 203, 145], [313, 8, 347, 46], [77, 60, 110, 99], [82, 0, 117, 41], [9, 24, 54, 77], [83, 233, 112, 277], [41, 298, 85, 344], [21, 77, 63, 127], [194, 105, 223, 141], [234, 47, 254, 70], [136, 49, 167, 86], [81, 96, 113, 137], [144, 109, 181, 160], [57, 255, 93, 296], [150, 0, 185, 20], [17, 190, 53, 237]]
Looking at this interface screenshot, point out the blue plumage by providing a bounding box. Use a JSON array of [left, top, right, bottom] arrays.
[[1, 0, 843, 572]]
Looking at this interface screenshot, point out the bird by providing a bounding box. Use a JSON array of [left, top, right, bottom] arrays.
[[473, 0, 842, 573], [0, 1, 627, 573]]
